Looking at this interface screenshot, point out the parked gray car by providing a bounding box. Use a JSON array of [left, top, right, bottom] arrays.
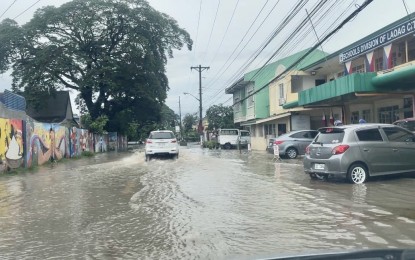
[[271, 130, 318, 159], [303, 124, 415, 184]]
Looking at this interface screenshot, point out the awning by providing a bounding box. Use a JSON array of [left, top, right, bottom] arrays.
[[282, 100, 299, 109], [256, 112, 291, 124], [372, 64, 415, 89], [240, 119, 257, 126]]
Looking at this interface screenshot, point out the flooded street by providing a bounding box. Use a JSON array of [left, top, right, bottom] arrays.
[[0, 145, 415, 259]]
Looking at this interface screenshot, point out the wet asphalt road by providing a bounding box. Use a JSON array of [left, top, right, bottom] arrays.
[[0, 144, 414, 259]]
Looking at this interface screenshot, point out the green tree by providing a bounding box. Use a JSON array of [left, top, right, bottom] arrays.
[[183, 113, 198, 132], [206, 104, 234, 130], [0, 0, 192, 135]]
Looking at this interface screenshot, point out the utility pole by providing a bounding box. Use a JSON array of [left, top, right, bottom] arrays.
[[191, 65, 210, 143]]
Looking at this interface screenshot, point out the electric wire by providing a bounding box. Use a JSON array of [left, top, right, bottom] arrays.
[[203, 0, 271, 92], [202, 0, 221, 63], [203, 0, 307, 107], [205, 0, 367, 108], [208, 0, 240, 67], [204, 0, 308, 107], [0, 0, 17, 20], [235, 0, 374, 107], [14, 0, 41, 20]]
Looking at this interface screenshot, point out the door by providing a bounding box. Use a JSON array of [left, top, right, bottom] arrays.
[[289, 131, 315, 155], [382, 126, 415, 172], [355, 128, 394, 175]]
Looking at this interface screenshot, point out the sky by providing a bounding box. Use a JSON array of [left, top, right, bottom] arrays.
[[0, 0, 414, 117]]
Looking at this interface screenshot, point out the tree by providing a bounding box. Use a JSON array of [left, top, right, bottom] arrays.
[[0, 0, 192, 134], [183, 113, 198, 132], [206, 104, 234, 130]]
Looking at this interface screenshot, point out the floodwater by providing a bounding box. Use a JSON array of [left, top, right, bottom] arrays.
[[0, 144, 414, 259]]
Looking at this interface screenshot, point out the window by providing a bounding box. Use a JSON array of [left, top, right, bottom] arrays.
[[378, 105, 399, 124], [375, 56, 384, 71], [315, 79, 326, 86], [220, 130, 238, 135], [362, 109, 371, 123], [264, 124, 276, 136], [315, 130, 345, 144], [279, 83, 284, 99], [404, 97, 413, 119], [290, 132, 308, 138], [356, 129, 383, 141], [383, 127, 414, 142], [351, 111, 359, 124], [150, 132, 175, 139], [352, 64, 365, 73]]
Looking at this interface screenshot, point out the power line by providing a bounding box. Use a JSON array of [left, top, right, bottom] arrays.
[[202, 0, 221, 63], [14, 0, 41, 20], [235, 0, 374, 107], [204, 0, 308, 106], [208, 0, 240, 66], [203, 0, 273, 92], [192, 0, 203, 63], [0, 0, 17, 20]]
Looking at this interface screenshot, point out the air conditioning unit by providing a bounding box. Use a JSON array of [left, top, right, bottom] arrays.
[[279, 98, 286, 106]]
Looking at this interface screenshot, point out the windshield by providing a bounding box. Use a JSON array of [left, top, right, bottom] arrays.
[[240, 131, 250, 137]]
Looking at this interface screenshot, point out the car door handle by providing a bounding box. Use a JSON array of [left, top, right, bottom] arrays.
[[392, 148, 398, 152], [363, 148, 369, 152]]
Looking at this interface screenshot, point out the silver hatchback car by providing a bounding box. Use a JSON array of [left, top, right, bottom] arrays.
[[303, 124, 415, 184], [272, 130, 318, 159]]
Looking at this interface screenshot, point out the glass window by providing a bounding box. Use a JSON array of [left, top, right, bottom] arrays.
[[279, 83, 284, 99], [150, 132, 175, 139], [351, 111, 359, 124], [356, 129, 383, 141], [378, 105, 399, 124], [383, 127, 414, 142], [290, 132, 308, 138], [315, 129, 345, 144], [362, 109, 371, 122], [220, 130, 239, 135], [264, 124, 275, 136]]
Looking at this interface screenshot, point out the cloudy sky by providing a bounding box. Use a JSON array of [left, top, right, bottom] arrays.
[[0, 0, 414, 117]]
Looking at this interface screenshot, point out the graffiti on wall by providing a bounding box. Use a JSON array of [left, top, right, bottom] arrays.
[[0, 119, 24, 169], [108, 132, 117, 151], [94, 135, 108, 153], [26, 122, 69, 167]]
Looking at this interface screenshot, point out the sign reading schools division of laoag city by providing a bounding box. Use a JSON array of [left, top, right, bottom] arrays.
[[339, 18, 415, 63]]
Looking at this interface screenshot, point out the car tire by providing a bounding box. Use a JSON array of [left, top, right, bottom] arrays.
[[224, 143, 232, 150], [286, 147, 298, 159], [347, 163, 368, 184]]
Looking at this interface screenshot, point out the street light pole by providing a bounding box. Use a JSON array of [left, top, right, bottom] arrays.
[[190, 65, 209, 142]]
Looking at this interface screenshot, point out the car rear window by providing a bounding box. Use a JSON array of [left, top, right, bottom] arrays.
[[220, 130, 239, 135], [315, 128, 345, 144], [149, 132, 175, 139]]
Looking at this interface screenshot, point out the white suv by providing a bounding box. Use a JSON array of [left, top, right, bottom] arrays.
[[145, 130, 179, 161]]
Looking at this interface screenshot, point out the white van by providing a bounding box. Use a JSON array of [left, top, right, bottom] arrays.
[[239, 130, 251, 148], [218, 129, 240, 149]]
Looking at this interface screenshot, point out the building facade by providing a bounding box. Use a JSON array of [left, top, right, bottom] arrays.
[[227, 13, 415, 151]]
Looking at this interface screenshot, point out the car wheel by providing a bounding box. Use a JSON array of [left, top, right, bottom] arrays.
[[347, 163, 368, 184], [286, 147, 298, 159], [224, 143, 232, 150]]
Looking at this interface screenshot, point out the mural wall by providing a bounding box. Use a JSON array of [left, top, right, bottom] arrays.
[[0, 119, 24, 169], [25, 121, 70, 168], [0, 116, 126, 171]]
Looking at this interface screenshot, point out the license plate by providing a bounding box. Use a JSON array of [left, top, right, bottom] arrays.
[[157, 143, 165, 147], [314, 163, 325, 170]]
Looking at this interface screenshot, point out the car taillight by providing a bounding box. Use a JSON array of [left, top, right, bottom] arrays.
[[146, 140, 152, 144], [332, 145, 349, 155], [305, 146, 310, 155], [274, 140, 284, 145], [171, 139, 177, 143]]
